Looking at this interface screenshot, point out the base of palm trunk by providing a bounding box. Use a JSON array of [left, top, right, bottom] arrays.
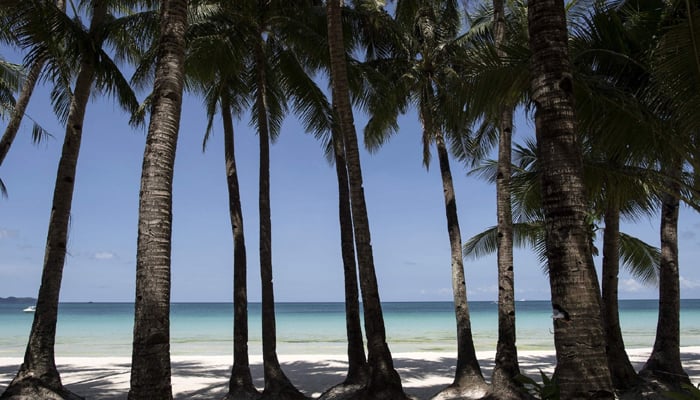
[[259, 380, 309, 400], [429, 381, 493, 400], [222, 386, 261, 400], [0, 377, 83, 400], [490, 368, 530, 400], [639, 352, 690, 389], [317, 382, 366, 400]]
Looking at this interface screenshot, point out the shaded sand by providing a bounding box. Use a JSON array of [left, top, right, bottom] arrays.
[[1, 348, 698, 399]]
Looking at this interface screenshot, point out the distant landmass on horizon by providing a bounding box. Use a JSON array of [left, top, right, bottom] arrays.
[[0, 296, 36, 304]]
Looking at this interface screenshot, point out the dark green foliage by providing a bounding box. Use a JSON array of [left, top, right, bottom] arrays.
[[516, 371, 560, 400]]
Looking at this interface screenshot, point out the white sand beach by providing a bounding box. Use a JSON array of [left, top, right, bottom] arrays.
[[1, 347, 699, 399]]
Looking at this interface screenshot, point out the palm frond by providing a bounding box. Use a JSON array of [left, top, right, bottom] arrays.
[[277, 48, 333, 141], [94, 47, 139, 115], [619, 232, 659, 285]]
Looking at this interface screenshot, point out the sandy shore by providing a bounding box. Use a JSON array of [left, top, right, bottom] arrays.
[[1, 348, 699, 399]]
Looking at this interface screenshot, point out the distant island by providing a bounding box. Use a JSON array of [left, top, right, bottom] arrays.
[[0, 297, 36, 304]]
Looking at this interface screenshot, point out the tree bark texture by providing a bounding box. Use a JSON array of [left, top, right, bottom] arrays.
[[434, 131, 488, 397], [326, 0, 408, 398], [332, 123, 369, 385], [491, 0, 523, 397], [640, 160, 691, 388], [527, 0, 614, 397], [254, 38, 306, 400], [601, 206, 639, 391], [128, 0, 187, 398], [221, 97, 258, 399]]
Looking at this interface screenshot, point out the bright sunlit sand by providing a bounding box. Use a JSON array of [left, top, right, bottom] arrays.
[[1, 347, 699, 399]]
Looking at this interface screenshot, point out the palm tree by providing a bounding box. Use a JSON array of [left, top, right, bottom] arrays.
[[231, 2, 327, 398], [327, 0, 409, 398], [637, 0, 699, 387], [639, 158, 693, 388], [362, 2, 489, 397], [488, 0, 523, 397], [527, 0, 614, 396], [189, 2, 334, 398], [1, 1, 139, 398], [184, 7, 259, 398], [128, 0, 188, 398]]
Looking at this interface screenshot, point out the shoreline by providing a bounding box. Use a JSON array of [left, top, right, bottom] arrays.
[[1, 347, 699, 399]]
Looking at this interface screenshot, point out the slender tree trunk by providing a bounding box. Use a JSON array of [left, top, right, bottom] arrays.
[[254, 39, 306, 400], [327, 0, 408, 398], [128, 0, 187, 398], [601, 205, 639, 391], [333, 124, 368, 384], [0, 58, 44, 167], [433, 133, 489, 399], [640, 160, 690, 388], [527, 0, 614, 398], [491, 1, 523, 397], [1, 3, 104, 399], [221, 97, 259, 399], [318, 121, 370, 400]]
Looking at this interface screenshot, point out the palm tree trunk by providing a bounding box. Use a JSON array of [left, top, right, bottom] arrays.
[[492, 107, 522, 398], [318, 121, 369, 400], [527, 0, 614, 398], [640, 160, 691, 388], [0, 47, 95, 400], [1, 3, 105, 399], [128, 0, 187, 398], [326, 0, 408, 398], [601, 205, 639, 391], [254, 39, 306, 400], [491, 1, 523, 397], [0, 57, 44, 167], [332, 124, 368, 385], [221, 97, 258, 399], [434, 133, 489, 397]]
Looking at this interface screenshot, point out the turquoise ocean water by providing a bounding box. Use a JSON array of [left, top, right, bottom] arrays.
[[1, 300, 699, 357]]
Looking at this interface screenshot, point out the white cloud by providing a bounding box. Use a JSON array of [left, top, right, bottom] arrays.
[[419, 287, 452, 297], [680, 276, 700, 289], [93, 251, 116, 260], [0, 229, 18, 239], [620, 278, 644, 293], [474, 285, 498, 294]]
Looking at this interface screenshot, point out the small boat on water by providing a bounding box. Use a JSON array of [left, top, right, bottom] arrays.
[[22, 306, 36, 313]]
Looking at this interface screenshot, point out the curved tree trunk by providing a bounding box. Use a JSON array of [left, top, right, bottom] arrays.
[[0, 58, 44, 167], [1, 3, 104, 399], [527, 0, 614, 398], [318, 120, 370, 400], [640, 160, 690, 389], [431, 133, 489, 400], [221, 97, 259, 400], [491, 1, 523, 398], [601, 205, 639, 392], [335, 134, 368, 386], [128, 0, 187, 398], [254, 39, 307, 400], [326, 1, 408, 398]]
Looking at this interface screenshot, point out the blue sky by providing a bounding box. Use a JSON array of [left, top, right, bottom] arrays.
[[2, 51, 700, 303]]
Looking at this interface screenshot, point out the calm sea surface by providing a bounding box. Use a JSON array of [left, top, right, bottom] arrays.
[[1, 300, 699, 357]]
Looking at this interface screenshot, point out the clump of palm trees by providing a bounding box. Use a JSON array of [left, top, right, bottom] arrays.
[[1, 0, 698, 399]]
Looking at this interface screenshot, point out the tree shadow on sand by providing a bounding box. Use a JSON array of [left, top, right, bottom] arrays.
[[1, 350, 698, 400]]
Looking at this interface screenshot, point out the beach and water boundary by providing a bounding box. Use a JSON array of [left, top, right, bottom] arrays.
[[1, 300, 699, 398]]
